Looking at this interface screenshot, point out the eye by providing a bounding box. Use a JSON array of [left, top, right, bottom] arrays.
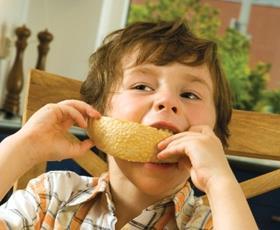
[[131, 83, 153, 92], [180, 92, 200, 100]]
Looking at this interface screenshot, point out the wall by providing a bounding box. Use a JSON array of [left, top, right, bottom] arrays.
[[0, 0, 129, 114], [202, 0, 280, 89]]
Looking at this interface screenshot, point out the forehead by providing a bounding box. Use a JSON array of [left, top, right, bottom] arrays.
[[121, 48, 209, 72], [121, 50, 213, 89]]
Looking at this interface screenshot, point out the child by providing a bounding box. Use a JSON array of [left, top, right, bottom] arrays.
[[0, 21, 257, 229]]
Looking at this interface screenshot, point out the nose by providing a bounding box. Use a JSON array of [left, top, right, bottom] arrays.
[[158, 104, 177, 113], [154, 92, 179, 114]]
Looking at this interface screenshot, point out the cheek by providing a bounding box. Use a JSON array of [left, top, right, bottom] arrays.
[[105, 94, 147, 122], [208, 102, 217, 128], [202, 103, 216, 128], [186, 104, 216, 128]]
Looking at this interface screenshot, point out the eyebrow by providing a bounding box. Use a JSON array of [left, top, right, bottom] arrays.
[[183, 73, 212, 91], [125, 65, 212, 91]]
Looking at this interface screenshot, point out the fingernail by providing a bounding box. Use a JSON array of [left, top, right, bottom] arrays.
[[157, 141, 166, 150], [88, 110, 97, 117], [157, 151, 165, 159], [157, 144, 163, 151]]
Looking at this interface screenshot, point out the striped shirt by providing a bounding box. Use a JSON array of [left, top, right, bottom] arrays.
[[0, 171, 212, 229]]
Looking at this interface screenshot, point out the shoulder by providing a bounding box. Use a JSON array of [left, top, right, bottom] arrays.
[[0, 171, 107, 229], [26, 171, 98, 201]]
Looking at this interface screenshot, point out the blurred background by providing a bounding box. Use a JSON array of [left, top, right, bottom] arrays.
[[0, 0, 130, 117], [0, 0, 279, 117], [129, 0, 280, 113]]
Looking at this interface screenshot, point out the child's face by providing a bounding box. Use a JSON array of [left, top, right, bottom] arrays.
[[106, 54, 216, 197]]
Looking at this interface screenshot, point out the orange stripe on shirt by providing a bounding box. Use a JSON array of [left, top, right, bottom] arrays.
[[69, 199, 94, 229], [42, 212, 55, 229], [174, 185, 190, 214], [0, 220, 8, 230], [153, 206, 175, 229], [29, 174, 48, 228], [203, 214, 213, 229]]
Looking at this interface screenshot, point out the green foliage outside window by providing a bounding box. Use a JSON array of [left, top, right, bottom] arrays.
[[128, 0, 280, 113]]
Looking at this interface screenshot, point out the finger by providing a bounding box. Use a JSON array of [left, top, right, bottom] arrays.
[[79, 139, 95, 154], [160, 137, 194, 150], [58, 100, 100, 118], [58, 104, 88, 128], [69, 140, 94, 158], [58, 100, 101, 118], [157, 142, 187, 159], [62, 134, 95, 158], [158, 132, 201, 150]]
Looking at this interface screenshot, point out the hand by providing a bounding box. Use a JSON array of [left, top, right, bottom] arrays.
[[17, 100, 101, 164], [157, 125, 234, 193]]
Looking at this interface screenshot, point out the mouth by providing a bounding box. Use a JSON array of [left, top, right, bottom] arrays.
[[149, 121, 180, 135], [143, 161, 178, 170]]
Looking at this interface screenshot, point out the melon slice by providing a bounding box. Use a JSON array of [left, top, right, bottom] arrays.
[[87, 116, 178, 163]]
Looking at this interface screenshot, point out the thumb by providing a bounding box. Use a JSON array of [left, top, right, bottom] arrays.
[[79, 139, 95, 154]]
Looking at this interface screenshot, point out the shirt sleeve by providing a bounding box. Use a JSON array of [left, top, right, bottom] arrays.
[[0, 171, 94, 229], [0, 174, 48, 229]]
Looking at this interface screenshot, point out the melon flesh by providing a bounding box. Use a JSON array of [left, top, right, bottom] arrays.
[[87, 116, 178, 163]]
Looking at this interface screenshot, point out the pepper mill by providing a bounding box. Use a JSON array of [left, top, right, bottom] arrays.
[[2, 25, 31, 117], [35, 29, 53, 70]]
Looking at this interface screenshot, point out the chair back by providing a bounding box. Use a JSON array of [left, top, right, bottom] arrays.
[[17, 69, 280, 201]]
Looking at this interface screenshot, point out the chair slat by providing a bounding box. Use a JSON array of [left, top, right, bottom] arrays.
[[227, 110, 280, 160], [22, 69, 82, 123], [202, 169, 280, 204]]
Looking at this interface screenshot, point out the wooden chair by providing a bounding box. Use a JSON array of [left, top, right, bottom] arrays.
[[15, 69, 280, 203]]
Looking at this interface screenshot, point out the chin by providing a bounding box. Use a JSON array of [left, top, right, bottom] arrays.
[[135, 179, 176, 197], [111, 157, 188, 197], [132, 173, 187, 198]]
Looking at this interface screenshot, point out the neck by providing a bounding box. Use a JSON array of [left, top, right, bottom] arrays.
[[109, 173, 167, 229], [110, 177, 156, 218]]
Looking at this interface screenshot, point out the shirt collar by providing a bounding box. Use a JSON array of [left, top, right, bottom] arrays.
[[66, 173, 111, 206], [65, 172, 201, 228]]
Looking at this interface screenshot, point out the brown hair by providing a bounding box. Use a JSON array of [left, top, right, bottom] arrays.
[[80, 21, 232, 146]]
